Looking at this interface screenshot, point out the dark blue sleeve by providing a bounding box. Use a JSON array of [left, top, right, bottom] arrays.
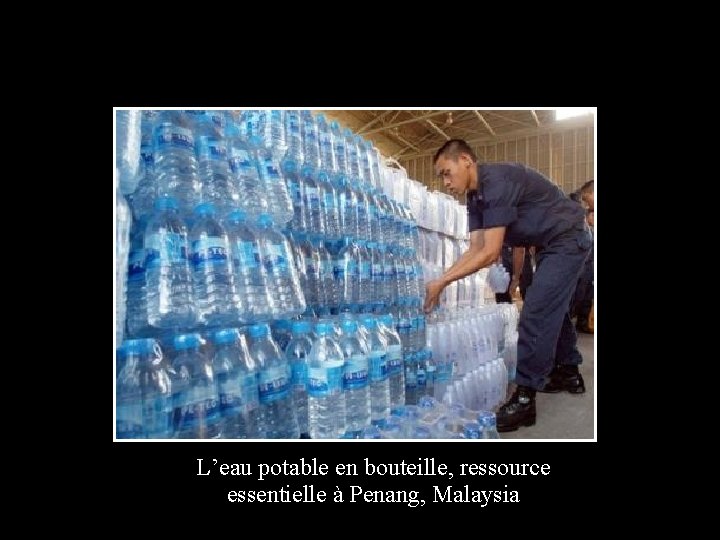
[[479, 166, 520, 228]]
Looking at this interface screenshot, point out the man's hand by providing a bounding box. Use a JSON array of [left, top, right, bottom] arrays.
[[424, 279, 445, 313]]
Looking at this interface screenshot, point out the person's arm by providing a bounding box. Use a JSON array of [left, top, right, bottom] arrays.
[[424, 226, 506, 312], [508, 246, 525, 297]]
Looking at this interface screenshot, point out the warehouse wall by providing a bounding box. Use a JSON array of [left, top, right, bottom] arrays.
[[399, 125, 594, 197]]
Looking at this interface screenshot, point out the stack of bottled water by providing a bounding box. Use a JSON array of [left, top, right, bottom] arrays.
[[115, 109, 456, 439]]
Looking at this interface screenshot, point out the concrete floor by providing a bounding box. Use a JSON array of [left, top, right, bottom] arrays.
[[501, 333, 595, 440]]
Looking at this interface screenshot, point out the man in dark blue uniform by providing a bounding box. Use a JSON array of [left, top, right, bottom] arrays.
[[424, 140, 592, 432]]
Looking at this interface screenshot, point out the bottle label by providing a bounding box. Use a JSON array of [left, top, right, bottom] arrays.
[[143, 396, 173, 438], [305, 186, 320, 208], [324, 192, 336, 209], [405, 364, 417, 389], [288, 180, 302, 204], [291, 361, 308, 389], [155, 125, 194, 150], [197, 137, 228, 163], [117, 402, 144, 438], [398, 318, 411, 336], [229, 148, 255, 173], [386, 345, 403, 376], [264, 243, 289, 273], [258, 366, 290, 403], [307, 362, 344, 397], [263, 159, 281, 181], [218, 372, 259, 415], [128, 249, 145, 281], [368, 352, 388, 382], [191, 237, 229, 268], [232, 240, 261, 270], [359, 261, 371, 281], [344, 354, 368, 389], [145, 232, 187, 268], [173, 387, 221, 431], [242, 373, 260, 412], [372, 263, 383, 280], [434, 362, 453, 383]]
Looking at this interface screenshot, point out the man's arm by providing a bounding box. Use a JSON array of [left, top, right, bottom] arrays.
[[424, 226, 506, 312]]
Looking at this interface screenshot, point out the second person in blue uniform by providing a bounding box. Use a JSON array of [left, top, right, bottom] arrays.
[[424, 140, 592, 432]]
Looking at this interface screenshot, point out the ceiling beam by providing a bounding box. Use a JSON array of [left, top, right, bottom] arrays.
[[387, 130, 420, 152], [530, 110, 541, 127], [361, 111, 449, 135], [425, 118, 450, 140], [484, 110, 536, 128], [473, 110, 496, 137], [398, 115, 595, 161], [392, 132, 439, 159], [356, 110, 394, 134]]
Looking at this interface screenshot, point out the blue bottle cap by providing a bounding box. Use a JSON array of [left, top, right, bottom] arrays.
[[340, 319, 358, 333], [291, 321, 312, 334], [330, 120, 340, 130], [227, 209, 247, 223], [213, 328, 239, 344], [257, 214, 273, 227], [173, 333, 202, 350], [361, 316, 376, 329], [194, 202, 216, 216], [248, 324, 269, 338]]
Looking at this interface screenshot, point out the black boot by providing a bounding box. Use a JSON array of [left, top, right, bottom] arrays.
[[539, 364, 586, 394], [496, 385, 536, 432]]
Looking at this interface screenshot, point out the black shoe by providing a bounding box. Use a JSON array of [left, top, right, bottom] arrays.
[[496, 385, 536, 432], [539, 365, 586, 394]]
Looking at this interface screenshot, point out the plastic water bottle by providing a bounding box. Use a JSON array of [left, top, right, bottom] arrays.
[[191, 111, 235, 219], [126, 222, 149, 338], [212, 328, 260, 439], [128, 113, 158, 222], [259, 110, 287, 160], [152, 111, 201, 219], [335, 237, 358, 313], [378, 314, 405, 408], [297, 233, 319, 314], [360, 316, 390, 425], [316, 237, 337, 315], [224, 210, 275, 323], [117, 189, 132, 345], [285, 320, 313, 437], [116, 338, 173, 439], [339, 319, 371, 437], [356, 240, 373, 313], [189, 203, 239, 327], [271, 319, 294, 351], [253, 214, 306, 318], [226, 119, 268, 219], [307, 321, 347, 439], [170, 333, 221, 439], [144, 197, 196, 331], [258, 152, 294, 226], [316, 114, 340, 240], [116, 110, 142, 195], [248, 323, 299, 439]]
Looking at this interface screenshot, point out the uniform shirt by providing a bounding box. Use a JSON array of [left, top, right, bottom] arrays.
[[467, 162, 586, 248]]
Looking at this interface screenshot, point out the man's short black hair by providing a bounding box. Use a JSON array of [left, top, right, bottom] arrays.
[[433, 139, 478, 164], [579, 180, 594, 195]]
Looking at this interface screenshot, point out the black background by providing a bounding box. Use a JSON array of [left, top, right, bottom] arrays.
[[113, 77, 609, 525]]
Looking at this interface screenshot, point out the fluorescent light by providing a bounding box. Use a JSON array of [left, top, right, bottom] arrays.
[[555, 108, 595, 121]]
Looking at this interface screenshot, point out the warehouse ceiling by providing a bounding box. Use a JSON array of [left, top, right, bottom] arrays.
[[317, 109, 595, 162]]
